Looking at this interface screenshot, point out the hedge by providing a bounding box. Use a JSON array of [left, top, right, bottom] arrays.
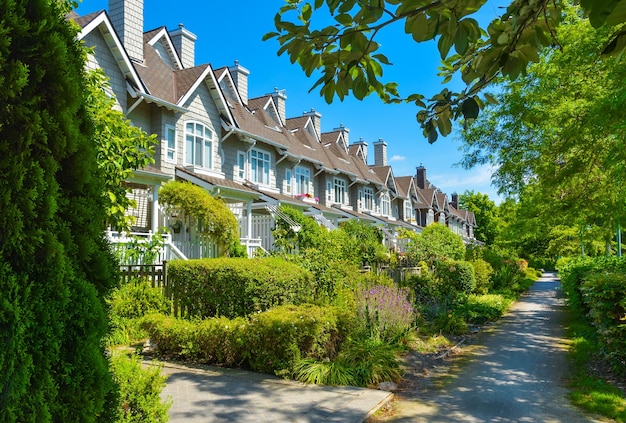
[[141, 304, 343, 375], [168, 257, 315, 318]]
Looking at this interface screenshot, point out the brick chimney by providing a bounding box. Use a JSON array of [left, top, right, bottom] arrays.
[[303, 108, 322, 140], [451, 192, 459, 209], [416, 165, 427, 189], [109, 0, 144, 63], [170, 23, 197, 69], [373, 138, 387, 166], [229, 60, 250, 105]]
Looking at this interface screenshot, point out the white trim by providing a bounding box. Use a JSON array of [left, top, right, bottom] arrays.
[[146, 27, 184, 70], [164, 124, 177, 164], [183, 120, 214, 170]]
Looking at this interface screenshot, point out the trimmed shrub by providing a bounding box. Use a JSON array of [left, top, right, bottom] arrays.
[[168, 257, 315, 318], [109, 353, 171, 423], [435, 260, 476, 295], [461, 294, 512, 324], [470, 259, 494, 294], [109, 279, 171, 319], [243, 304, 341, 374]]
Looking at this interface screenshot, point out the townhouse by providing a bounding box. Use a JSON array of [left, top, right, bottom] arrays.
[[73, 0, 477, 260]]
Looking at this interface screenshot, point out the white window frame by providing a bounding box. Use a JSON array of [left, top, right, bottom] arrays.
[[404, 201, 414, 221], [381, 193, 391, 216], [363, 187, 374, 211], [164, 124, 177, 164], [333, 178, 346, 204], [285, 168, 293, 194], [294, 166, 310, 195], [184, 121, 213, 169], [250, 148, 271, 186], [236, 150, 246, 181], [326, 181, 333, 202]]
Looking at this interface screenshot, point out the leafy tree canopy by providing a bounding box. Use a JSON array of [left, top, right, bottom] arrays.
[[266, 0, 626, 142], [405, 223, 466, 265], [460, 6, 626, 245], [459, 190, 501, 245]]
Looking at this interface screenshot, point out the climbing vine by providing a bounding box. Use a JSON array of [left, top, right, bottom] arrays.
[[159, 181, 240, 256]]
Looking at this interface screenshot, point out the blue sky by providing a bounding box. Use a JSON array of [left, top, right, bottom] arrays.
[[77, 0, 507, 204]]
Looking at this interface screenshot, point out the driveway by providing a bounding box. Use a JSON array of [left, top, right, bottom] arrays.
[[380, 273, 602, 422]]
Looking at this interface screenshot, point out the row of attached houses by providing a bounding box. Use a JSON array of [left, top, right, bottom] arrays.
[[72, 0, 477, 259]]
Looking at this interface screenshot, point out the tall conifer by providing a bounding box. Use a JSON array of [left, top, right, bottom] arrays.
[[0, 0, 118, 420]]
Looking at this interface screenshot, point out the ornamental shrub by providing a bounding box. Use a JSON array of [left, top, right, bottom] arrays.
[[405, 224, 465, 266], [461, 294, 512, 324], [168, 257, 315, 318], [435, 259, 476, 295], [470, 259, 494, 294], [243, 304, 341, 374]]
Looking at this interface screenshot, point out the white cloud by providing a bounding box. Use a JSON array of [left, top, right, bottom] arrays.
[[388, 155, 406, 162], [428, 164, 504, 203]]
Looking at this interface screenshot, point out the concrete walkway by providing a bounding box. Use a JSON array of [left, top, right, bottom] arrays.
[[384, 272, 601, 422], [152, 360, 393, 422]]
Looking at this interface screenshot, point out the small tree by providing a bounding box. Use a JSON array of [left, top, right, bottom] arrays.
[[406, 224, 465, 267], [159, 181, 241, 256]]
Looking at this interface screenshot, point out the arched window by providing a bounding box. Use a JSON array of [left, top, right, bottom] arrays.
[[184, 121, 213, 169]]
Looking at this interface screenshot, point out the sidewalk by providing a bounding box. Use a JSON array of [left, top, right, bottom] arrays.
[[149, 360, 393, 422]]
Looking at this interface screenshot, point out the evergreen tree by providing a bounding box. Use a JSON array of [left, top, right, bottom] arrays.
[[0, 0, 118, 420]]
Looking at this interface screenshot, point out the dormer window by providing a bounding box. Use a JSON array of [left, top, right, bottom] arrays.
[[184, 121, 213, 169]]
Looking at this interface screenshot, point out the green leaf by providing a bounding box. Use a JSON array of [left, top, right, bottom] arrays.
[[405, 13, 432, 43], [454, 24, 469, 55], [461, 97, 480, 120], [438, 33, 454, 60], [436, 114, 452, 136]]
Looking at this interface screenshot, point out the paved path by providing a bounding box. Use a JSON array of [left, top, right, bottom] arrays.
[[386, 273, 602, 422], [153, 361, 392, 422]]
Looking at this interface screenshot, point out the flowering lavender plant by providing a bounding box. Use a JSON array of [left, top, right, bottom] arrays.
[[355, 284, 415, 343]]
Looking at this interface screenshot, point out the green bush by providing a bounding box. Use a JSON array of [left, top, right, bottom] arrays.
[[580, 272, 626, 374], [461, 294, 512, 324], [354, 284, 415, 343], [168, 257, 315, 318], [141, 305, 344, 376], [109, 279, 171, 319], [337, 339, 403, 387], [243, 304, 341, 374], [470, 259, 494, 294], [107, 280, 171, 347], [435, 260, 476, 295], [109, 353, 171, 423]]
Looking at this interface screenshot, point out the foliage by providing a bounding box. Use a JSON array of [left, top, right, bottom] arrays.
[[354, 285, 415, 343], [244, 304, 341, 374], [0, 1, 119, 420], [459, 191, 501, 245], [142, 305, 343, 375], [167, 257, 315, 318], [567, 310, 626, 421], [265, 0, 626, 142], [115, 229, 168, 266], [338, 338, 403, 387], [435, 259, 476, 295], [405, 224, 465, 266], [292, 358, 357, 386], [272, 205, 327, 253], [461, 9, 626, 245], [460, 294, 512, 324], [109, 353, 171, 423], [107, 279, 171, 347], [470, 259, 494, 294], [141, 314, 247, 365], [159, 181, 240, 256], [84, 68, 156, 231], [339, 219, 387, 266], [580, 272, 626, 375]]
